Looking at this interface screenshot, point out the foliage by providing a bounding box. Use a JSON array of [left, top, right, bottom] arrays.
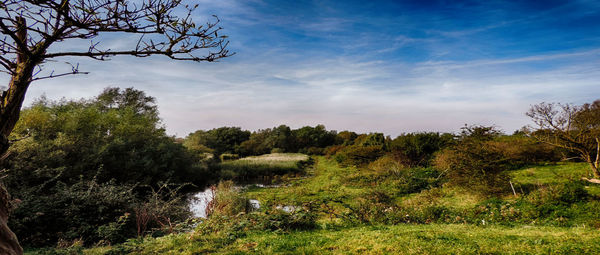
[[434, 125, 511, 194], [335, 131, 359, 145], [334, 146, 385, 167], [218, 153, 311, 182], [390, 132, 454, 167], [73, 224, 600, 254], [5, 89, 200, 247], [237, 125, 340, 156], [4, 88, 201, 190], [292, 125, 337, 154], [207, 181, 248, 217], [35, 156, 600, 254], [184, 127, 250, 156], [526, 100, 600, 176], [490, 134, 562, 166], [9, 180, 138, 247]]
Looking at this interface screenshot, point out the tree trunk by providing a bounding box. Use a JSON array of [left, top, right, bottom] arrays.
[[0, 184, 22, 255], [0, 16, 35, 255], [0, 67, 34, 255], [590, 161, 600, 179]]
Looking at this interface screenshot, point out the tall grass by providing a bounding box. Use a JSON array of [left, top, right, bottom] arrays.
[[219, 153, 312, 182]]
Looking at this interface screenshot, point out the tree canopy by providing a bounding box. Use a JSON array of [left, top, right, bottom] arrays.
[[0, 1, 232, 252], [527, 100, 600, 178]]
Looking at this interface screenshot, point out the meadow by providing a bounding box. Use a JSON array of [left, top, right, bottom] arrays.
[[34, 156, 600, 255], [218, 153, 312, 182]]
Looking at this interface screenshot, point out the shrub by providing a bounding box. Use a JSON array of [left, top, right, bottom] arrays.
[[271, 148, 285, 154], [10, 180, 138, 247], [207, 181, 248, 217], [390, 132, 454, 167], [526, 182, 589, 206], [434, 126, 511, 195], [489, 135, 562, 167], [334, 145, 384, 167], [220, 153, 239, 161], [252, 208, 318, 231], [366, 156, 442, 195]]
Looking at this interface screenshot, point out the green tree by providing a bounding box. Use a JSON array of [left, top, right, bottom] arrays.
[[292, 124, 337, 153], [0, 0, 232, 251], [184, 127, 250, 156], [527, 100, 600, 179], [4, 88, 198, 189], [390, 132, 454, 167], [3, 88, 197, 246], [434, 125, 510, 194]]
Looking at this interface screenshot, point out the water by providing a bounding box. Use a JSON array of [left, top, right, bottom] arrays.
[[189, 187, 214, 218], [189, 185, 297, 218]]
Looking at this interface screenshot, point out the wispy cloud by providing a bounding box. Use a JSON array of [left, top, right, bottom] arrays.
[[2, 0, 598, 138]]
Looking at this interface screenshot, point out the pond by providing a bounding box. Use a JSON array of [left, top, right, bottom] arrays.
[[188, 184, 290, 218]]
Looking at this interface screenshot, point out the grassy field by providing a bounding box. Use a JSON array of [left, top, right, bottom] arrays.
[[510, 162, 600, 196], [244, 156, 366, 205], [218, 153, 312, 181], [33, 156, 600, 254], [62, 224, 600, 255]]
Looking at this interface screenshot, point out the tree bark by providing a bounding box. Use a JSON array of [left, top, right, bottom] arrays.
[[0, 184, 22, 255], [0, 66, 32, 255], [590, 161, 600, 178], [0, 16, 32, 255]]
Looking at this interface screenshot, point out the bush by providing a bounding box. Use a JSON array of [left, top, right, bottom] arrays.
[[207, 181, 248, 217], [366, 156, 442, 195], [526, 182, 589, 206], [10, 180, 138, 247], [390, 132, 454, 167], [334, 145, 384, 167], [220, 153, 239, 161], [434, 126, 511, 195], [489, 135, 562, 167], [252, 208, 318, 231]]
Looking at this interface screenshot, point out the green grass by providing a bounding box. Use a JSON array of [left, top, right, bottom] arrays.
[[511, 162, 589, 185], [244, 156, 367, 206], [66, 224, 600, 255], [230, 224, 600, 254], [511, 162, 600, 195], [219, 153, 311, 181], [33, 158, 600, 254]]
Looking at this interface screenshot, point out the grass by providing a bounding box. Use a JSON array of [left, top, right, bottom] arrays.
[[511, 162, 600, 196], [244, 156, 367, 206], [63, 224, 600, 255], [219, 153, 312, 181], [32, 157, 600, 254], [230, 224, 600, 254], [511, 162, 589, 185]]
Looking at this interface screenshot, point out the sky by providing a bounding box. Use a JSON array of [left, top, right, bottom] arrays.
[[6, 0, 600, 137]]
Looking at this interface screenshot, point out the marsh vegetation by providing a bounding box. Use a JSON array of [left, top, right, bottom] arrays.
[[4, 90, 599, 254]]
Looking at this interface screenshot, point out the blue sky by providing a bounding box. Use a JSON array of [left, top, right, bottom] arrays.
[[7, 0, 600, 137]]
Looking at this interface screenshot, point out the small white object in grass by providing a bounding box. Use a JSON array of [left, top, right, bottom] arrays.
[[249, 199, 261, 210]]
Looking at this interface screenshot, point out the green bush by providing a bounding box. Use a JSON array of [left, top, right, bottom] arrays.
[[390, 132, 454, 167], [526, 182, 589, 206], [334, 145, 384, 167], [434, 127, 511, 195], [208, 181, 248, 217], [10, 180, 138, 247]]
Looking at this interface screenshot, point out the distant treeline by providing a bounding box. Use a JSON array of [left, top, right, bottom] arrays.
[[182, 124, 564, 168]]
